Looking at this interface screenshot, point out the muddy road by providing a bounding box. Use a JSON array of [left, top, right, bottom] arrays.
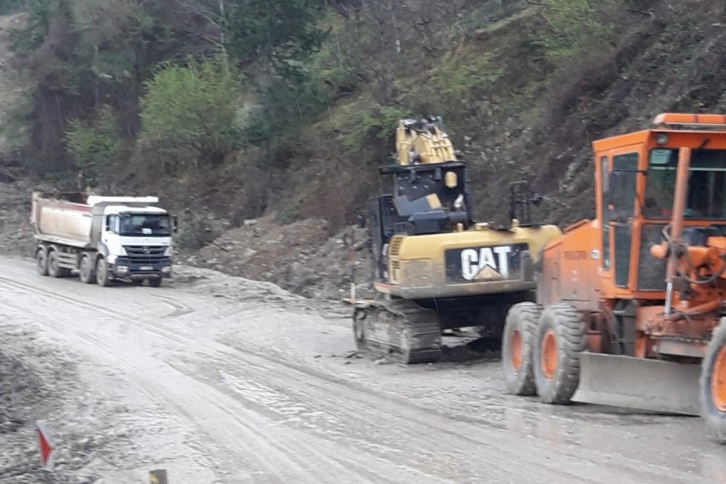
[[0, 257, 724, 483]]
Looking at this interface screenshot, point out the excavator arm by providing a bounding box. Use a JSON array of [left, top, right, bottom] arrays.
[[395, 117, 462, 165]]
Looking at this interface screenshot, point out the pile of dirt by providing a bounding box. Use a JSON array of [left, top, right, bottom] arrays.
[[178, 216, 374, 300], [169, 264, 304, 304], [0, 325, 103, 483], [167, 265, 354, 322], [0, 180, 33, 257]]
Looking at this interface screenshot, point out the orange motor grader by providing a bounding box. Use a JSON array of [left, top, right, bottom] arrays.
[[502, 113, 726, 443]]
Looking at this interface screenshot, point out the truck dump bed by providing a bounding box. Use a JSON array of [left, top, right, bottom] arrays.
[[30, 192, 94, 248]]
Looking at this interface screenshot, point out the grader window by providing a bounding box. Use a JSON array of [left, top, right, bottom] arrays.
[[644, 149, 726, 219], [608, 153, 639, 219], [600, 156, 611, 270], [611, 152, 639, 288]]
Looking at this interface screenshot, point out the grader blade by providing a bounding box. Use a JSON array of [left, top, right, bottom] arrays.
[[572, 353, 702, 416]]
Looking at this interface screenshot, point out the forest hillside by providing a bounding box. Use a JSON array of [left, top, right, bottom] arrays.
[[0, 0, 724, 297]]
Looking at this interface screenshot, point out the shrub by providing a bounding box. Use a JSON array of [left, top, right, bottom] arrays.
[[139, 55, 243, 172], [540, 0, 625, 61], [66, 104, 122, 173], [338, 102, 409, 154]]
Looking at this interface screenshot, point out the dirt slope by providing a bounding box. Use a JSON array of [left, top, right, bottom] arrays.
[[0, 180, 33, 257], [179, 216, 373, 300], [496, 6, 722, 226], [175, 2, 726, 295]]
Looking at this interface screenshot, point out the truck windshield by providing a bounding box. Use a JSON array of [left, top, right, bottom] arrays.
[[119, 214, 171, 236], [643, 148, 726, 219]]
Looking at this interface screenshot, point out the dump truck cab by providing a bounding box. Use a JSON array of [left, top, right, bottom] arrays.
[[97, 201, 174, 276]]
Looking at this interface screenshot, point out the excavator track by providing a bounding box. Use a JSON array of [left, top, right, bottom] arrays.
[[352, 299, 442, 364]]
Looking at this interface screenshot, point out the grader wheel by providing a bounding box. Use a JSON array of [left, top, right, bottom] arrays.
[[533, 303, 586, 404], [701, 317, 726, 444], [502, 302, 542, 396]]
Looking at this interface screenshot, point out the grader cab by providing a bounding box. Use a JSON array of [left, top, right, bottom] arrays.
[[501, 113, 726, 443]]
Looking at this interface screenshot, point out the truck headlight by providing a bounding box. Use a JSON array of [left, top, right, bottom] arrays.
[[161, 266, 171, 274], [116, 265, 129, 274], [164, 246, 173, 257]]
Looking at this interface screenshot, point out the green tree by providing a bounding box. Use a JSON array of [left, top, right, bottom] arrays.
[[139, 55, 243, 171], [66, 105, 121, 166], [65, 104, 122, 187], [11, 0, 225, 174], [224, 0, 327, 75]]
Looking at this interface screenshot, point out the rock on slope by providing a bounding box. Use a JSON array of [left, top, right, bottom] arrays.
[[0, 180, 33, 257], [179, 216, 374, 300]]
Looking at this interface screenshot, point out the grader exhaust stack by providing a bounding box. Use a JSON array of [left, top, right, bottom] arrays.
[[664, 147, 692, 317]]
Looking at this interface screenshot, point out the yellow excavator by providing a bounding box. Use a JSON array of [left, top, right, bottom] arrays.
[[349, 117, 563, 363]]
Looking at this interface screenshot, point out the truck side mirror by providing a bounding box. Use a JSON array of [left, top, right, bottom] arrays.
[[172, 215, 179, 234]]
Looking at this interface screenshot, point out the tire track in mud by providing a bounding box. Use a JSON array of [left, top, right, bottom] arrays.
[[150, 294, 196, 319], [0, 275, 708, 483], [0, 279, 451, 483], [0, 311, 423, 484]]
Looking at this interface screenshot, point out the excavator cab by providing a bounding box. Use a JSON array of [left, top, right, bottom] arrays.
[[370, 130, 473, 282], [501, 113, 726, 443]]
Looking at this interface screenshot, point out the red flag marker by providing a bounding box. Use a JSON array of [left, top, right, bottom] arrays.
[[35, 421, 55, 471]]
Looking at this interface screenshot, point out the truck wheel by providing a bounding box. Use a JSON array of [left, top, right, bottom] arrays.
[[700, 318, 726, 444], [47, 250, 62, 278], [502, 302, 542, 396], [533, 303, 586, 404], [36, 248, 48, 276], [79, 254, 96, 284], [95, 257, 112, 287], [148, 277, 162, 288], [47, 249, 72, 278]]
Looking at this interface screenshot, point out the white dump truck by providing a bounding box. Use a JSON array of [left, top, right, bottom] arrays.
[[30, 191, 177, 287]]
